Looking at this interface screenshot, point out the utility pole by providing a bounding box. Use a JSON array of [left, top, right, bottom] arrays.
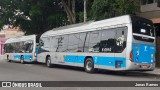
[[84, 0, 87, 22]]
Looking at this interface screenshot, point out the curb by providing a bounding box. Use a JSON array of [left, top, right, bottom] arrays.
[[116, 70, 160, 77], [141, 72, 160, 77], [135, 69, 160, 77]]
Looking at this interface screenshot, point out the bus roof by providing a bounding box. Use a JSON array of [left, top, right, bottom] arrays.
[[41, 15, 132, 37], [5, 35, 36, 44]]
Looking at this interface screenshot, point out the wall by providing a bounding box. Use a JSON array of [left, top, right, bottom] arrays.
[[5, 29, 24, 39], [0, 39, 6, 55], [139, 1, 160, 19], [156, 37, 160, 67], [141, 3, 160, 12], [139, 10, 160, 19]]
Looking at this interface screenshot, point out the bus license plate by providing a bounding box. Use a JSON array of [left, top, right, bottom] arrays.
[[141, 65, 148, 69]]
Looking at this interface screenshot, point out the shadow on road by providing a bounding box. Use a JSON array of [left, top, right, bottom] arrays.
[[8, 61, 160, 79], [38, 62, 160, 78]]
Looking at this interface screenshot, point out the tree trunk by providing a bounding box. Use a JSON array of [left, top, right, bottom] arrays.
[[84, 0, 87, 22], [72, 0, 76, 23], [62, 0, 76, 24]]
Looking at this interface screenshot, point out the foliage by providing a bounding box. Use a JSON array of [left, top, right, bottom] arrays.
[[76, 0, 94, 22], [0, 0, 140, 34], [0, 0, 67, 34], [90, 0, 140, 20]]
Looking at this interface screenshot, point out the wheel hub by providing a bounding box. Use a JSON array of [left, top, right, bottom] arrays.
[[47, 60, 50, 66], [86, 61, 92, 71]]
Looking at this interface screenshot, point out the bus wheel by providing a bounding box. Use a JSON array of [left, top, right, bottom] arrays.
[[20, 56, 25, 64], [84, 58, 95, 73], [46, 57, 52, 68], [7, 56, 11, 62]]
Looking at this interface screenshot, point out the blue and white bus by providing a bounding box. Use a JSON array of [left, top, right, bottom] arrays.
[[4, 35, 38, 64], [37, 15, 156, 73]]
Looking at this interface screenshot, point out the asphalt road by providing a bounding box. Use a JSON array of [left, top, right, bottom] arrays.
[[1, 59, 160, 90], [0, 59, 160, 81]]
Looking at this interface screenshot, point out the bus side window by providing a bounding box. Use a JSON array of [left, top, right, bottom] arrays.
[[100, 30, 116, 53], [50, 36, 57, 52], [78, 33, 87, 52], [19, 41, 25, 53], [68, 34, 79, 52], [83, 32, 90, 52], [89, 31, 101, 52], [115, 27, 127, 53], [56, 35, 68, 52]]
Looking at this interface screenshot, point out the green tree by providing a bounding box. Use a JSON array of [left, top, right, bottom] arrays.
[[75, 0, 94, 23], [0, 0, 140, 34], [0, 0, 67, 35], [90, 0, 140, 20], [116, 0, 140, 15]]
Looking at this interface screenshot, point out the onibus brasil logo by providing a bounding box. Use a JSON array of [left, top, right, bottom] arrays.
[[1, 82, 42, 87]]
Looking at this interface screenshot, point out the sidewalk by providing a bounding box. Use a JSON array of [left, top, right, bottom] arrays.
[[128, 68, 160, 76], [142, 68, 160, 76], [0, 55, 4, 60]]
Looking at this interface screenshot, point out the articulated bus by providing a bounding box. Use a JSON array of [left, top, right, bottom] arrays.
[[4, 35, 38, 64], [37, 15, 156, 73]]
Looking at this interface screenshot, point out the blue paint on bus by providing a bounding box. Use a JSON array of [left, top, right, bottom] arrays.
[[14, 54, 33, 61], [24, 55, 33, 61], [132, 43, 155, 64], [65, 55, 126, 68], [14, 55, 21, 60]]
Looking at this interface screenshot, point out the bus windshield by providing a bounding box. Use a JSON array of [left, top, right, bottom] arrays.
[[132, 16, 155, 43], [24, 40, 33, 53]]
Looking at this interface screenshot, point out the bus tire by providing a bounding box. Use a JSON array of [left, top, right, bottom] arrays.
[[84, 58, 95, 73], [46, 56, 52, 68], [7, 55, 11, 62], [20, 56, 25, 64]]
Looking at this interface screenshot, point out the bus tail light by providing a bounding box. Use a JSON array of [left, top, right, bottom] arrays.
[[34, 52, 37, 57], [130, 50, 133, 62]]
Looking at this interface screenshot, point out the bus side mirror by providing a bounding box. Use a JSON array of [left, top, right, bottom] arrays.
[[39, 41, 44, 46]]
